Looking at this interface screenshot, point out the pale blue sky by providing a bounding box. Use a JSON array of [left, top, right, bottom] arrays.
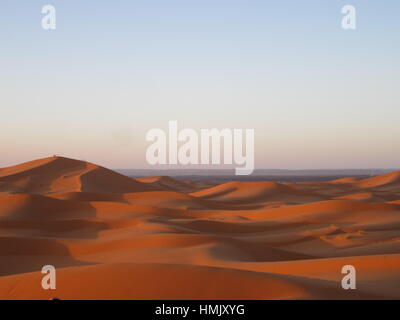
[[1, 0, 399, 169]]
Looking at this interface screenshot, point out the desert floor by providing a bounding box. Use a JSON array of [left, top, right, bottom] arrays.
[[0, 156, 399, 299]]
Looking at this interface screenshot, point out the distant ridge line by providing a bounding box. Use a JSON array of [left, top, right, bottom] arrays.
[[116, 168, 399, 177]]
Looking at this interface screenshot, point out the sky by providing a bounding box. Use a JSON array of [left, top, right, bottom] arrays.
[[1, 0, 399, 169]]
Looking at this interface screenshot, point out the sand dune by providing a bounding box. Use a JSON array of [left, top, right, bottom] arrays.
[[0, 156, 155, 194], [334, 192, 383, 201], [0, 193, 94, 220], [48, 191, 124, 202], [190, 181, 324, 204], [0, 157, 399, 299], [123, 191, 208, 209], [136, 176, 202, 193], [328, 177, 361, 184], [354, 171, 400, 190]]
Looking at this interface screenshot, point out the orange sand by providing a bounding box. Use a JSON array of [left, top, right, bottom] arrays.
[[0, 156, 399, 300]]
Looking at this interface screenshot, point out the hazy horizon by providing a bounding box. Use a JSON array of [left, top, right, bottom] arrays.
[[1, 155, 400, 172]]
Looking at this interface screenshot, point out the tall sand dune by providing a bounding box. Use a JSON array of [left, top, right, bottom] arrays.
[[0, 156, 156, 194]]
